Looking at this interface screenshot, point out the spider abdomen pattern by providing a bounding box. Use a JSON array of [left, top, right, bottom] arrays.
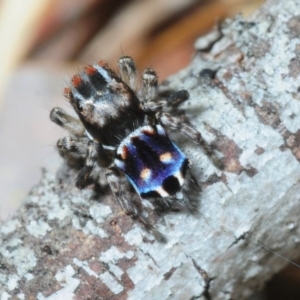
[[114, 124, 189, 199]]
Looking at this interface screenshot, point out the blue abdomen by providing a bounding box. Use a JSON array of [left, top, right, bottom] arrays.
[[114, 125, 189, 198]]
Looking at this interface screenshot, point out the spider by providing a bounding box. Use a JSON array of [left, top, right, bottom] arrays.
[[50, 56, 221, 239]]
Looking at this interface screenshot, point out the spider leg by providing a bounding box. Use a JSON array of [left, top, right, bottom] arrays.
[[158, 112, 223, 169], [75, 140, 101, 189], [57, 136, 87, 168], [165, 90, 189, 110], [143, 89, 190, 114], [106, 166, 165, 242], [50, 107, 85, 137], [141, 85, 189, 114], [118, 56, 137, 91], [142, 68, 158, 103]]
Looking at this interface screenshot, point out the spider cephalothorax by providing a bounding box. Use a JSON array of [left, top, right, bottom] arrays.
[[50, 56, 221, 238]]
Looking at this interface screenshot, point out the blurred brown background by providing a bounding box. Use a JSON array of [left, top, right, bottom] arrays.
[[1, 0, 300, 299]]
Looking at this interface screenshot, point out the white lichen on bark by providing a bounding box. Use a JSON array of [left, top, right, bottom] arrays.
[[1, 0, 300, 299]]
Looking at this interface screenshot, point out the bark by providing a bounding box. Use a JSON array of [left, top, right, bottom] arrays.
[[1, 0, 300, 299]]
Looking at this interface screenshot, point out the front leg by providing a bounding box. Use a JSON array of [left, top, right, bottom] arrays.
[[158, 112, 223, 169], [106, 167, 138, 215], [165, 90, 190, 111], [106, 166, 165, 242], [57, 136, 88, 168], [141, 90, 189, 114], [50, 107, 85, 137], [142, 68, 158, 103], [75, 140, 100, 189], [118, 56, 137, 91]]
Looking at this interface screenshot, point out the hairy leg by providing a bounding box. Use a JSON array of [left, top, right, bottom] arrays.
[[106, 166, 165, 242], [50, 107, 85, 136], [118, 56, 137, 91], [75, 141, 101, 189], [158, 112, 223, 169]]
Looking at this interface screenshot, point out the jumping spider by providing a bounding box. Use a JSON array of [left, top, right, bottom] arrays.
[[50, 56, 221, 238]]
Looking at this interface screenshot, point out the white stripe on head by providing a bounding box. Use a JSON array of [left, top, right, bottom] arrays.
[[94, 65, 111, 82]]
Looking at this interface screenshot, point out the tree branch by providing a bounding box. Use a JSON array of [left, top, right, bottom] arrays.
[[1, 0, 300, 299]]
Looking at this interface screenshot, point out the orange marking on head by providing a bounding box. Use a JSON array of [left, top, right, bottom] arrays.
[[71, 74, 82, 88], [84, 65, 97, 75], [63, 88, 71, 101], [160, 152, 172, 162], [98, 60, 108, 68], [140, 168, 151, 180]]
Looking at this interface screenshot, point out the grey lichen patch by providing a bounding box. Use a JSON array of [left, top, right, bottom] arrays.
[[287, 15, 300, 39], [288, 44, 300, 78], [208, 6, 300, 166], [0, 240, 37, 278], [89, 203, 112, 223], [100, 246, 135, 265], [230, 18, 271, 59], [26, 219, 52, 238], [204, 124, 258, 178], [1, 219, 22, 235], [99, 271, 124, 294], [154, 13, 300, 293], [82, 220, 108, 238], [7, 274, 20, 291], [248, 37, 271, 59], [73, 257, 98, 277], [0, 168, 140, 298], [249, 98, 300, 162], [37, 265, 80, 300], [1, 292, 11, 300], [69, 241, 137, 298]]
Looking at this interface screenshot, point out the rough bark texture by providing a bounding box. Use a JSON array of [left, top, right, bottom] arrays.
[[1, 0, 300, 299]]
